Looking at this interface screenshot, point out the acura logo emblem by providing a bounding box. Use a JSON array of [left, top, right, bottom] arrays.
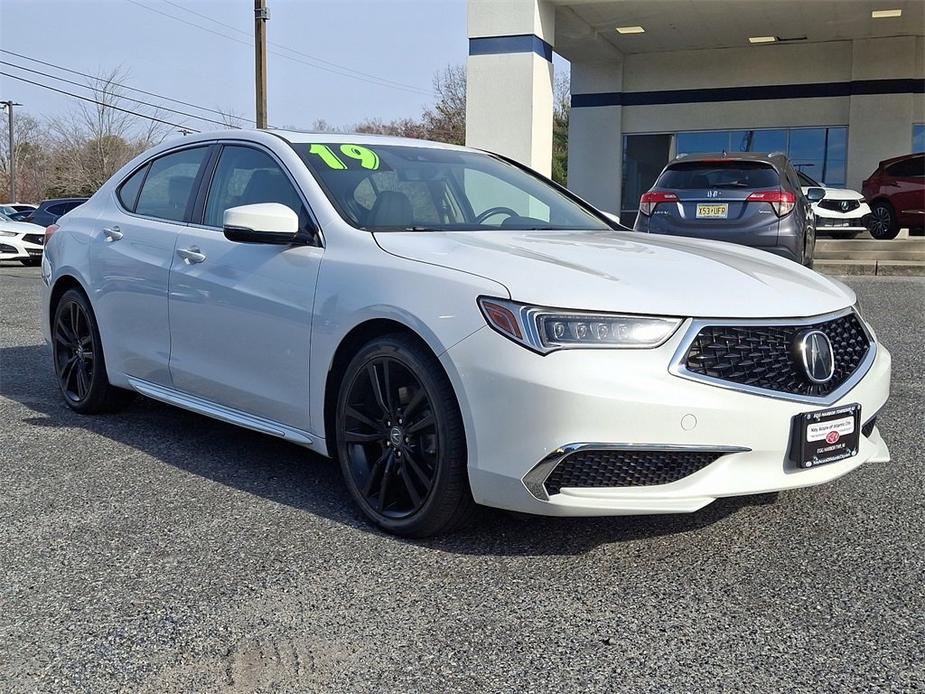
[[794, 330, 835, 384], [840, 201, 850, 211]]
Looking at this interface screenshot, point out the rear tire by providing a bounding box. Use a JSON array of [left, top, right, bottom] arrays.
[[52, 288, 134, 414], [335, 333, 477, 537], [868, 202, 899, 240]]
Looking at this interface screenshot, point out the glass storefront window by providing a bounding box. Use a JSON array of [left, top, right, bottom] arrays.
[[914, 125, 925, 153], [622, 126, 850, 215]]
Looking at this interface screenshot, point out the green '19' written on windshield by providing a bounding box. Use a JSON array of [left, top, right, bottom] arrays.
[[308, 144, 380, 170]]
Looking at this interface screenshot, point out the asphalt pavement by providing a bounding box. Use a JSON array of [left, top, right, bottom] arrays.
[[1, 264, 923, 693]]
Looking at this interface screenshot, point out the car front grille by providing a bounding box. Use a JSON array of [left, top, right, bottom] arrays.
[[544, 449, 723, 494], [683, 312, 871, 397], [818, 199, 861, 213], [22, 233, 44, 245]]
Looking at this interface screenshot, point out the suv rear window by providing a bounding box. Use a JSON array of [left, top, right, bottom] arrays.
[[657, 161, 780, 189]]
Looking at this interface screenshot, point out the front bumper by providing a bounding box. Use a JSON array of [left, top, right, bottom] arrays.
[[442, 321, 891, 517], [813, 202, 872, 232]]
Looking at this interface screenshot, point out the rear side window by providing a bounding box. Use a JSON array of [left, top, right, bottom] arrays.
[[135, 147, 209, 222], [885, 156, 924, 178], [657, 161, 780, 189], [118, 166, 148, 211]]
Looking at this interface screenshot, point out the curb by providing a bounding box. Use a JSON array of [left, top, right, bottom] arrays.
[[815, 259, 925, 276]]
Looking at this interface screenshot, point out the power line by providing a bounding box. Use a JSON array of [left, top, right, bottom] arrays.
[[123, 0, 434, 97], [0, 48, 253, 124], [158, 0, 434, 94], [0, 72, 201, 132], [0, 59, 238, 129]]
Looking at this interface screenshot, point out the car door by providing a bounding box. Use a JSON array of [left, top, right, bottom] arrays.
[[890, 155, 925, 224], [89, 144, 212, 384], [167, 142, 323, 431]]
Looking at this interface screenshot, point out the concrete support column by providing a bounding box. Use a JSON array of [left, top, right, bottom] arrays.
[[846, 37, 918, 190], [466, 0, 555, 176], [567, 60, 624, 215]]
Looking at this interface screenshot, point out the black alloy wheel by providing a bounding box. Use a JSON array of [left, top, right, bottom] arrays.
[[335, 334, 475, 537], [868, 202, 899, 240], [52, 289, 133, 413]]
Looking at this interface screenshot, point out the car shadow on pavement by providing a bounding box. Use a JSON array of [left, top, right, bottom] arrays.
[[1, 343, 777, 557]]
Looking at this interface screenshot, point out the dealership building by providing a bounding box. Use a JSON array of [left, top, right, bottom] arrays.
[[466, 0, 925, 222]]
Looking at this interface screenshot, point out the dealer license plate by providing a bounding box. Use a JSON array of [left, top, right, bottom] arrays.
[[696, 203, 728, 219], [791, 403, 861, 469]]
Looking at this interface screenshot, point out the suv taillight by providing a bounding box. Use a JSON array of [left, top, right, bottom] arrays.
[[639, 191, 679, 216], [746, 190, 795, 217], [44, 224, 59, 244]]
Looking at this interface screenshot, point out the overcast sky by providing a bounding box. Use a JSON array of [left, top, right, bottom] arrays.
[[0, 0, 475, 133]]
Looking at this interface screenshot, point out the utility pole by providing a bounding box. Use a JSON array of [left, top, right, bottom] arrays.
[[254, 0, 269, 129], [1, 100, 22, 203]]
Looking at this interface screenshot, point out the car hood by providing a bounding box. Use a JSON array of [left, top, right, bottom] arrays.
[[802, 186, 864, 201], [0, 219, 44, 233], [374, 229, 855, 318]]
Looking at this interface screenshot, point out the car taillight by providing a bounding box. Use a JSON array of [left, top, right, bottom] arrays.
[[638, 191, 679, 216], [746, 190, 795, 216], [44, 224, 59, 244]]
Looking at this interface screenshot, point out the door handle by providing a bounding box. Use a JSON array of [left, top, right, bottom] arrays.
[[177, 246, 206, 264], [103, 226, 123, 241]]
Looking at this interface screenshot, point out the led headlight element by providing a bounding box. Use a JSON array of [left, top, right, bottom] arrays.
[[478, 297, 682, 353]]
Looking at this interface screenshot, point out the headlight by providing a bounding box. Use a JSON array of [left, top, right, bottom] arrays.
[[0, 230, 16, 237], [478, 297, 682, 353]]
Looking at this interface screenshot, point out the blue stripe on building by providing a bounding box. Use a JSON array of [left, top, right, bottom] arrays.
[[468, 34, 554, 62], [571, 78, 925, 108]]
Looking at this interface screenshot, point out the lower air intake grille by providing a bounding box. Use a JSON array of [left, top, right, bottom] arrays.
[[544, 449, 723, 495]]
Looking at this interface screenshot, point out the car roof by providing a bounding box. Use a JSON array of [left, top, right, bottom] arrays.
[[39, 197, 89, 206], [879, 151, 923, 167], [163, 128, 476, 153]]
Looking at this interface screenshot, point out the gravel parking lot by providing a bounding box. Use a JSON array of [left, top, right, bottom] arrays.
[[1, 265, 923, 693]]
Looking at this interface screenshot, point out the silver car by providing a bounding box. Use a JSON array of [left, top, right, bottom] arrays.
[[634, 152, 824, 267]]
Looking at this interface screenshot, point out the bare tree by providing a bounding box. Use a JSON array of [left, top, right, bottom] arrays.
[[0, 112, 51, 203], [47, 67, 172, 195], [422, 64, 466, 145]]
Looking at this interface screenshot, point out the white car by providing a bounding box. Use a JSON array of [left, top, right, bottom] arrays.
[[0, 212, 46, 265], [40, 131, 891, 537], [798, 172, 871, 238]]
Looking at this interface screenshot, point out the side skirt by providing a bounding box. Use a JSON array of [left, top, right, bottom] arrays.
[[126, 376, 326, 452]]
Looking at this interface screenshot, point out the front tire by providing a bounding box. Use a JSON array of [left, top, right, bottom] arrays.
[[868, 202, 899, 240], [335, 333, 476, 537], [52, 288, 134, 413]]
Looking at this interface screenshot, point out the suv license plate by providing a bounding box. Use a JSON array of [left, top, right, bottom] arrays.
[[696, 203, 728, 219], [791, 403, 861, 469]]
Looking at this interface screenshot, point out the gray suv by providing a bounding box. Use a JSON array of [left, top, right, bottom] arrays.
[[633, 152, 823, 267]]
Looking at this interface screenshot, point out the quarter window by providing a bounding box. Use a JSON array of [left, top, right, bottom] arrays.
[[118, 165, 148, 211], [204, 146, 304, 228], [134, 147, 209, 222]]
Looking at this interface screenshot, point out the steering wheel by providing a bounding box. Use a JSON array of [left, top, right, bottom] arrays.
[[475, 206, 519, 224]]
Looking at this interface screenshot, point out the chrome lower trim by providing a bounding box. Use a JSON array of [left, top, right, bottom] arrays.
[[668, 307, 877, 407], [126, 376, 315, 446], [522, 442, 751, 501]]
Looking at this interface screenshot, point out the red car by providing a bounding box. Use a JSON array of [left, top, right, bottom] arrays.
[[862, 152, 925, 239]]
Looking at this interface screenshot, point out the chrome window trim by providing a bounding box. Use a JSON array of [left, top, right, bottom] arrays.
[[522, 442, 751, 501], [667, 307, 877, 406]]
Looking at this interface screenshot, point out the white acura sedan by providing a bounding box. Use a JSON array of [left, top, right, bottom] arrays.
[[40, 131, 891, 537]]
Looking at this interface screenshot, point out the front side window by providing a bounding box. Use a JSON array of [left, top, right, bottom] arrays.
[[135, 147, 209, 222], [204, 145, 305, 228], [296, 142, 609, 232], [886, 156, 925, 178], [657, 161, 780, 189]]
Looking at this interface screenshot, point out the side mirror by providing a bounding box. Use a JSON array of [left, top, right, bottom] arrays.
[[806, 187, 826, 203], [223, 203, 299, 244]]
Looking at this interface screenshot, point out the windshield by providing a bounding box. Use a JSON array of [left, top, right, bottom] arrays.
[[657, 161, 780, 189], [295, 142, 610, 232], [798, 171, 821, 187]]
